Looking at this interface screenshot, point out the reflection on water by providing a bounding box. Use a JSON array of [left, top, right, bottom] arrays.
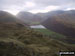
[[30, 25, 46, 29]]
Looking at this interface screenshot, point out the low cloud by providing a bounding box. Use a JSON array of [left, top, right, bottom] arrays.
[[0, 0, 75, 15]]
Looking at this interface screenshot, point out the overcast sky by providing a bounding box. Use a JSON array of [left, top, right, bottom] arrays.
[[0, 0, 75, 15]]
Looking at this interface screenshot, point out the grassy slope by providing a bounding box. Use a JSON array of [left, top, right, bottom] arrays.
[[34, 28, 66, 39], [34, 28, 73, 43], [0, 24, 75, 56]]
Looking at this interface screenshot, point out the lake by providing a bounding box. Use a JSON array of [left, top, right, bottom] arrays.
[[30, 25, 46, 29]]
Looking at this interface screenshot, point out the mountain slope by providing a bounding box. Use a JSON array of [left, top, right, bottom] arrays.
[[42, 10, 75, 43], [0, 11, 75, 56]]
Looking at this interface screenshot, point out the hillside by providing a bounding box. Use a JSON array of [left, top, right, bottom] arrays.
[[0, 11, 75, 56], [42, 10, 75, 44]]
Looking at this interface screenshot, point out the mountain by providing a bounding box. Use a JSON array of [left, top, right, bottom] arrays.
[[0, 11, 75, 56], [17, 11, 34, 23], [42, 10, 75, 43], [17, 10, 65, 25], [17, 11, 42, 25], [37, 10, 65, 21], [0, 11, 29, 27]]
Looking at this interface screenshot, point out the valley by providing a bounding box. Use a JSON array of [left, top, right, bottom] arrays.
[[0, 10, 75, 56]]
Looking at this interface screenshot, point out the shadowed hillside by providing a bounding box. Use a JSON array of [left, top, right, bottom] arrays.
[[42, 10, 75, 44], [0, 11, 75, 56]]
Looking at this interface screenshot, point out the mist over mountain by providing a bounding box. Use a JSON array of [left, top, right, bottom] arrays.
[[17, 11, 43, 25]]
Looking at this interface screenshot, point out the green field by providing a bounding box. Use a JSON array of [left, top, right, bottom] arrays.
[[34, 28, 66, 39]]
